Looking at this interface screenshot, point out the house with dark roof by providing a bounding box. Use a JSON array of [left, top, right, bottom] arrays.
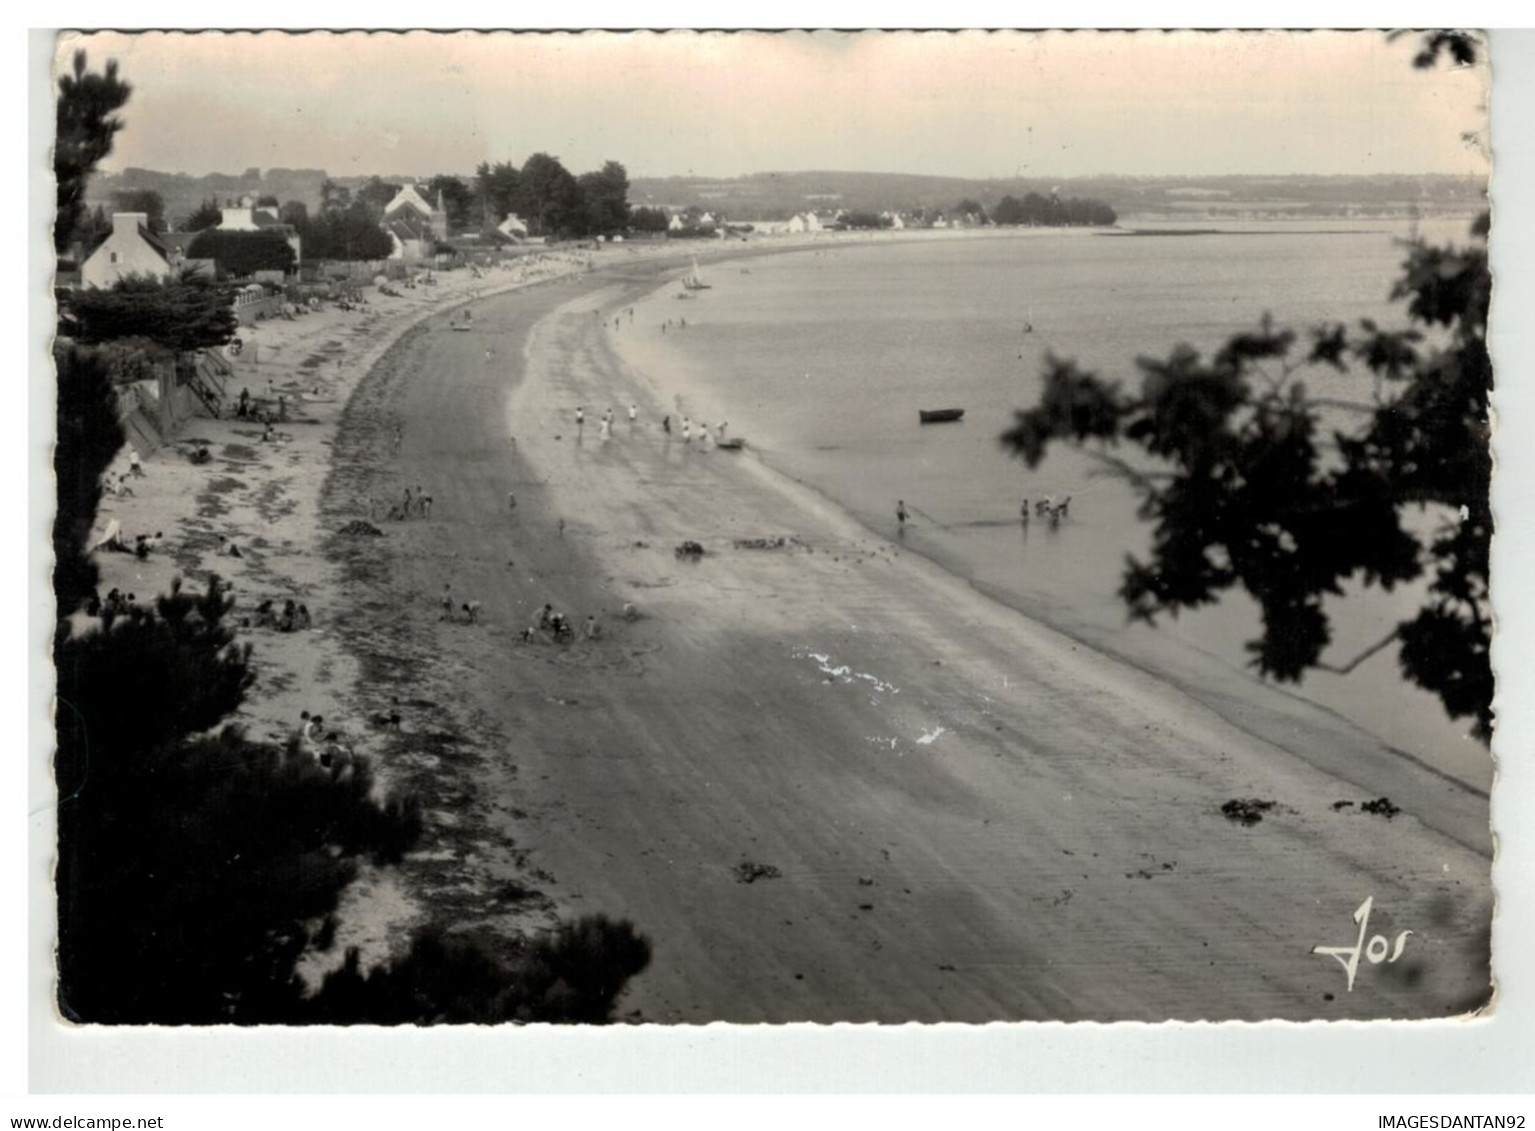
[[216, 200, 303, 262], [80, 212, 175, 289], [381, 184, 448, 260]]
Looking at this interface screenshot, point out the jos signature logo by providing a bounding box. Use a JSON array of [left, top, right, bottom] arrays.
[[1312, 896, 1413, 992]]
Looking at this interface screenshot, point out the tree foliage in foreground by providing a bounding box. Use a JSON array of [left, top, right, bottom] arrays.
[[1001, 214, 1492, 741], [54, 50, 131, 253], [308, 916, 653, 1024], [61, 272, 239, 354], [53, 348, 124, 614]]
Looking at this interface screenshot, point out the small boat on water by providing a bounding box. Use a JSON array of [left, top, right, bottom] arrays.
[[919, 408, 965, 424], [716, 437, 746, 450], [682, 257, 711, 291]]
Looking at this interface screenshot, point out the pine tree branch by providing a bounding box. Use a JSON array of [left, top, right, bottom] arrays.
[[1315, 628, 1401, 674]]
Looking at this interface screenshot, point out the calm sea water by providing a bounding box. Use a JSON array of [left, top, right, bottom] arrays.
[[617, 220, 1490, 784]]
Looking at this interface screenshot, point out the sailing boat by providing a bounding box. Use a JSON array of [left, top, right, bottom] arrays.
[[682, 257, 711, 291]]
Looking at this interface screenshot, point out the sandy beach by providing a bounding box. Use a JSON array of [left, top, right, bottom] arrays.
[[283, 244, 1492, 1023], [80, 230, 1494, 1024]]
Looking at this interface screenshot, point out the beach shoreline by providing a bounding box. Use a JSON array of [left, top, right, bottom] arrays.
[[309, 246, 1490, 1022], [81, 225, 1494, 1021]]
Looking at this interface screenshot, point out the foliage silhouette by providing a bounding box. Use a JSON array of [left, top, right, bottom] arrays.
[[308, 915, 652, 1024], [52, 347, 125, 615], [1001, 217, 1492, 740], [61, 272, 238, 353], [186, 229, 297, 278], [54, 50, 131, 253]]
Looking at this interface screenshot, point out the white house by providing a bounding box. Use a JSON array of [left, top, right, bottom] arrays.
[[496, 213, 530, 240], [381, 184, 448, 260], [80, 212, 174, 289], [216, 198, 303, 262], [786, 212, 824, 234], [668, 213, 686, 232]]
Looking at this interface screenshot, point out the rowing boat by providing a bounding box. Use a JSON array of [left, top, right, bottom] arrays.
[[919, 408, 965, 424]]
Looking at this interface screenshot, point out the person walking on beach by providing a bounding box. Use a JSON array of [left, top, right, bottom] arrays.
[[127, 446, 145, 478], [662, 414, 672, 434], [1020, 498, 1030, 525], [628, 403, 638, 425], [599, 417, 612, 442], [681, 420, 692, 444], [575, 406, 585, 434], [896, 499, 909, 528], [508, 491, 517, 514], [717, 421, 728, 441], [439, 584, 454, 621]]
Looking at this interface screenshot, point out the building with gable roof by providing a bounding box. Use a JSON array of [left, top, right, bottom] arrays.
[[80, 212, 174, 289], [381, 184, 449, 260], [215, 195, 303, 261]]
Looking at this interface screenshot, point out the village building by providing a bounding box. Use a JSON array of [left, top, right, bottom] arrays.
[[381, 184, 449, 260], [496, 213, 530, 241], [215, 196, 303, 261], [79, 212, 174, 289]]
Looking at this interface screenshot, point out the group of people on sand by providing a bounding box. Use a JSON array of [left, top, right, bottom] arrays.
[[372, 485, 433, 522], [573, 404, 644, 442], [659, 414, 728, 447], [94, 520, 163, 560], [251, 597, 313, 633], [297, 710, 353, 771], [83, 587, 138, 619], [520, 602, 604, 645], [439, 584, 482, 625]]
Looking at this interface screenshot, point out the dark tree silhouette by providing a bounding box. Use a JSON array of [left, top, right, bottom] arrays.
[[111, 189, 166, 234], [52, 347, 125, 616], [183, 196, 223, 232], [517, 152, 586, 237], [1002, 217, 1491, 741], [1001, 30, 1489, 741], [300, 203, 393, 261], [61, 273, 238, 353], [308, 915, 652, 1024], [578, 160, 632, 235], [186, 229, 296, 277], [54, 50, 132, 253]]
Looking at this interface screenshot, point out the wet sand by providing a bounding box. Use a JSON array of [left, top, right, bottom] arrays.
[[318, 247, 1492, 1023]]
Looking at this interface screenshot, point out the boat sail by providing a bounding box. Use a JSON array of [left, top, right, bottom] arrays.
[[682, 257, 711, 291]]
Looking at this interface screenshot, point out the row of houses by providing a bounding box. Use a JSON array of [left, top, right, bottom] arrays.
[[78, 184, 535, 290], [79, 198, 303, 290]]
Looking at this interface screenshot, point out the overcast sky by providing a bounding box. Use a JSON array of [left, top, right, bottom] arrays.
[[56, 29, 1489, 181]]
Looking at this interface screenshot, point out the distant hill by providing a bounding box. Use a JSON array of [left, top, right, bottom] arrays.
[[86, 167, 1487, 229], [627, 170, 1487, 221]]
